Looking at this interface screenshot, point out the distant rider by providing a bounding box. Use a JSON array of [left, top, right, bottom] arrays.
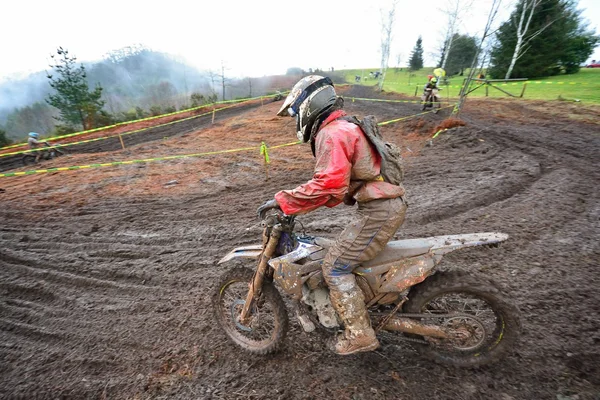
[[27, 132, 49, 163], [422, 77, 439, 106], [424, 77, 438, 92]]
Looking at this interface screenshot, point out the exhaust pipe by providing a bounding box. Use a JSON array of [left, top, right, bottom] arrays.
[[384, 317, 449, 339]]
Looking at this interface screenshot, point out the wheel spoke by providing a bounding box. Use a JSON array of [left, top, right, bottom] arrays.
[[418, 292, 500, 352]]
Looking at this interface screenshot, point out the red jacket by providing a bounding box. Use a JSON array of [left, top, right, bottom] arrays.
[[275, 110, 405, 215]]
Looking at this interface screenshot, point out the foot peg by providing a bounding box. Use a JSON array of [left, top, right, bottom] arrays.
[[295, 310, 316, 332]]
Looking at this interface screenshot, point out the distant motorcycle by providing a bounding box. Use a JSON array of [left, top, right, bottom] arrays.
[[422, 88, 441, 113], [213, 208, 521, 367], [22, 143, 67, 166]]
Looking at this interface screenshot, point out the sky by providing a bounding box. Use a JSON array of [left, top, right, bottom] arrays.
[[1, 0, 599, 82]]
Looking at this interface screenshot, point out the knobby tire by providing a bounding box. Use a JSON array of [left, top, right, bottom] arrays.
[[213, 266, 289, 354], [402, 270, 521, 368]]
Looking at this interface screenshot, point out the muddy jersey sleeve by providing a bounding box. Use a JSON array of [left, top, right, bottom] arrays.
[[275, 129, 353, 215]]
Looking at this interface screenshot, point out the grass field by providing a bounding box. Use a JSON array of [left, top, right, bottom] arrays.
[[340, 67, 600, 104]]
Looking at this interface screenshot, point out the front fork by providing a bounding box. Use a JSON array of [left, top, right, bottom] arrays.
[[239, 224, 282, 324]]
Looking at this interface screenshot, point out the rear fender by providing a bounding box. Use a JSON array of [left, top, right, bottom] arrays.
[[427, 232, 509, 256], [218, 245, 263, 264]]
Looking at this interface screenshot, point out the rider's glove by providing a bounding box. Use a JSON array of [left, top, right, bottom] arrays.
[[257, 199, 281, 219]]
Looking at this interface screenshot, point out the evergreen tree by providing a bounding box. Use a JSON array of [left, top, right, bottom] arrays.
[[489, 0, 599, 78], [409, 36, 424, 70], [444, 34, 479, 76], [46, 47, 105, 130]]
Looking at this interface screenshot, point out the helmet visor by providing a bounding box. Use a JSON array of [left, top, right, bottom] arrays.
[[276, 77, 333, 117]]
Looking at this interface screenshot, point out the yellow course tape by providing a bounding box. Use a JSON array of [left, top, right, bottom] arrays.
[[0, 92, 285, 151], [350, 97, 453, 105], [0, 101, 251, 158], [0, 104, 456, 179], [0, 141, 301, 178], [379, 81, 597, 88], [378, 105, 456, 126]]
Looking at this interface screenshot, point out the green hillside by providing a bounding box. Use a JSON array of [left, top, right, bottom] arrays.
[[341, 68, 600, 103]]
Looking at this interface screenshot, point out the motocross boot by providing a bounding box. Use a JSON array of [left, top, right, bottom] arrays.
[[328, 275, 379, 355]]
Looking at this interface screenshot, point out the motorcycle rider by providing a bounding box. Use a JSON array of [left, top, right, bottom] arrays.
[[258, 76, 407, 355], [422, 77, 439, 106], [424, 76, 438, 93], [27, 132, 49, 163]]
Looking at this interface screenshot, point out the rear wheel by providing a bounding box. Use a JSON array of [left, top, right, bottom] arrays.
[[213, 267, 288, 354], [22, 154, 37, 166], [402, 271, 521, 368]]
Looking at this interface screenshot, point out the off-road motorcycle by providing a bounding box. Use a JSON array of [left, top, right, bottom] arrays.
[[213, 209, 520, 367], [422, 88, 441, 113], [22, 143, 67, 166]]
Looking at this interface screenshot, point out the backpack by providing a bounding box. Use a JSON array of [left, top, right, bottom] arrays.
[[339, 115, 405, 185]]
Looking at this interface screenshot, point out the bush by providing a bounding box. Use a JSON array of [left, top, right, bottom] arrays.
[[96, 110, 116, 127], [190, 92, 206, 107], [119, 109, 138, 122], [149, 106, 162, 116], [135, 107, 148, 119], [163, 105, 176, 114], [52, 124, 78, 136], [0, 128, 11, 147]]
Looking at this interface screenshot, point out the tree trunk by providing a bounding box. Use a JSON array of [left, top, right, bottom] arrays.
[[441, 35, 454, 70], [455, 0, 502, 115], [505, 0, 539, 80]]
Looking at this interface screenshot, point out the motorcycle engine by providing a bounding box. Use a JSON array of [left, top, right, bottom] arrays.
[[301, 286, 340, 329]]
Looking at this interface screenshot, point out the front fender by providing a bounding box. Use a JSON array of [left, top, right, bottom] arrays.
[[218, 245, 263, 264]]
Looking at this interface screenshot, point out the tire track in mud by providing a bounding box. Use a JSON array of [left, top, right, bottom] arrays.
[[406, 135, 545, 226]]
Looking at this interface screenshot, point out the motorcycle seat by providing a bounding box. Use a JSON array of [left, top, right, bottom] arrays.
[[311, 237, 431, 267], [361, 239, 432, 267]]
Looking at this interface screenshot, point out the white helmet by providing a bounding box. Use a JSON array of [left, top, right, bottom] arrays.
[[277, 75, 337, 143]]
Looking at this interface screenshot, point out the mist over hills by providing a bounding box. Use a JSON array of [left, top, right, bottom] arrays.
[[0, 47, 293, 141]]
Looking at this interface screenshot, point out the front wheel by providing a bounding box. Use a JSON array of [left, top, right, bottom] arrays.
[[213, 266, 289, 354], [422, 94, 430, 111], [402, 271, 521, 368], [432, 96, 441, 114]]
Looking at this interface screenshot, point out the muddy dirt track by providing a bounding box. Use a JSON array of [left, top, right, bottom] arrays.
[[0, 86, 599, 399]]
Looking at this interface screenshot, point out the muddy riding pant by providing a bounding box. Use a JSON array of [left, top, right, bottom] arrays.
[[323, 197, 407, 280], [322, 197, 407, 336]]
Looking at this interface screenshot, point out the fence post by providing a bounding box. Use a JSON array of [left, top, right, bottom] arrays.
[[520, 83, 528, 98], [260, 141, 270, 181], [485, 84, 489, 97], [118, 134, 126, 150], [414, 85, 419, 97], [212, 105, 216, 124]]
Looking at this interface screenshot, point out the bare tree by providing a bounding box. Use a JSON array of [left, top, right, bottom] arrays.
[[219, 61, 229, 101], [378, 0, 398, 91], [505, 0, 555, 79], [440, 0, 473, 70], [455, 0, 504, 115], [207, 70, 219, 100]]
